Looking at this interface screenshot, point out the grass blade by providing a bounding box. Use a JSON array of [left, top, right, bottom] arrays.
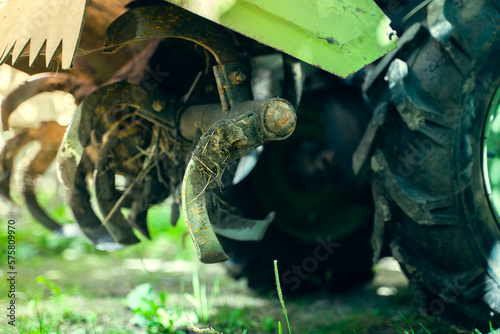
[[274, 260, 292, 334]]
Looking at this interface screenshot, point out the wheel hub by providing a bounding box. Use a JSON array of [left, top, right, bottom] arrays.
[[482, 86, 500, 225]]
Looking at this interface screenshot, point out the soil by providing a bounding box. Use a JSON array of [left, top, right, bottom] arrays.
[[1, 249, 478, 334]]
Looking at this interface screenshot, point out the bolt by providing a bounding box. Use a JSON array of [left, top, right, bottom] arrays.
[[230, 71, 247, 84], [388, 30, 397, 40], [370, 156, 384, 173], [235, 138, 248, 147], [152, 100, 166, 112], [263, 99, 296, 139]]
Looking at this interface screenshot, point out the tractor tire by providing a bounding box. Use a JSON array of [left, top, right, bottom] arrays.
[[218, 82, 375, 295], [355, 0, 500, 324]]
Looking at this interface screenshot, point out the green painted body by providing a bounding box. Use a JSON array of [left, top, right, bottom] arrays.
[[0, 0, 396, 76], [165, 0, 397, 77]]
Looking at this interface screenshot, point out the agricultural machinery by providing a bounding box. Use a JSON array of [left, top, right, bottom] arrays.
[[0, 0, 499, 326]]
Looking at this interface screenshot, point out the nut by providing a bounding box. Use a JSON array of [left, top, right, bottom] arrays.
[[152, 100, 166, 112], [229, 71, 247, 85]]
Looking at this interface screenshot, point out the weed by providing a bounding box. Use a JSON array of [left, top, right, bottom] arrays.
[[126, 272, 222, 333], [126, 282, 195, 333], [390, 311, 431, 334], [390, 311, 500, 334], [187, 314, 222, 333], [261, 316, 275, 332], [475, 322, 500, 334], [274, 260, 292, 334], [36, 275, 63, 297], [213, 305, 258, 333], [184, 270, 221, 324]]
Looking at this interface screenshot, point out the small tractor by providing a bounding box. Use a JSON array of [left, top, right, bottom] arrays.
[[0, 0, 499, 326]]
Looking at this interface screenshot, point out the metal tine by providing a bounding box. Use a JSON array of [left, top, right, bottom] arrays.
[[68, 152, 126, 251], [1, 73, 96, 131], [128, 200, 150, 240], [94, 122, 141, 245], [0, 129, 38, 201], [22, 145, 63, 232], [127, 170, 171, 240], [96, 118, 172, 240], [0, 72, 95, 222], [21, 121, 81, 237]]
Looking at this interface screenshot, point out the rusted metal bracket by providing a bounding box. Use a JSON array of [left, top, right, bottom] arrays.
[[104, 3, 238, 65], [182, 98, 296, 263], [104, 3, 252, 109], [213, 61, 252, 111]]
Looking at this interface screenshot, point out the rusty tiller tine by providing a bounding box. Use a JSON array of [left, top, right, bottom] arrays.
[[57, 81, 170, 189], [181, 99, 297, 263], [0, 128, 38, 202], [22, 148, 63, 232], [21, 121, 80, 236], [95, 130, 173, 240], [129, 200, 150, 240], [94, 124, 141, 245], [0, 73, 92, 214], [96, 122, 167, 240], [126, 174, 166, 240], [0, 72, 94, 209], [1, 73, 96, 131], [129, 172, 170, 239], [209, 204, 276, 242], [68, 152, 124, 252]]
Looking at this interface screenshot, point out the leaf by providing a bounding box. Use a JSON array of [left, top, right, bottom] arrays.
[[184, 292, 201, 309], [158, 291, 168, 307], [36, 276, 62, 296], [129, 313, 149, 327], [418, 323, 431, 334], [261, 316, 275, 332], [229, 308, 244, 327], [389, 324, 409, 333], [126, 283, 156, 312]]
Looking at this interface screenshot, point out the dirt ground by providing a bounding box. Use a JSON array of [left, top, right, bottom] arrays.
[[0, 193, 492, 334], [1, 247, 482, 334]]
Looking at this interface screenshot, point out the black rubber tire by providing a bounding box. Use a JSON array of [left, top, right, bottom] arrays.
[[218, 214, 374, 295], [218, 82, 375, 295], [355, 0, 500, 325]]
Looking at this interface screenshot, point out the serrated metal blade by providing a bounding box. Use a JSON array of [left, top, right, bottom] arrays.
[[0, 0, 88, 69]]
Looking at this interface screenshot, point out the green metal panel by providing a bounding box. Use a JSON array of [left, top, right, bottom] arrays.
[[165, 0, 397, 78]]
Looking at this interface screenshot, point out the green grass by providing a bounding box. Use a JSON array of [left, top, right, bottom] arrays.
[[274, 260, 292, 334], [5, 273, 134, 334], [2, 189, 500, 333], [184, 270, 221, 324], [390, 311, 432, 334]]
